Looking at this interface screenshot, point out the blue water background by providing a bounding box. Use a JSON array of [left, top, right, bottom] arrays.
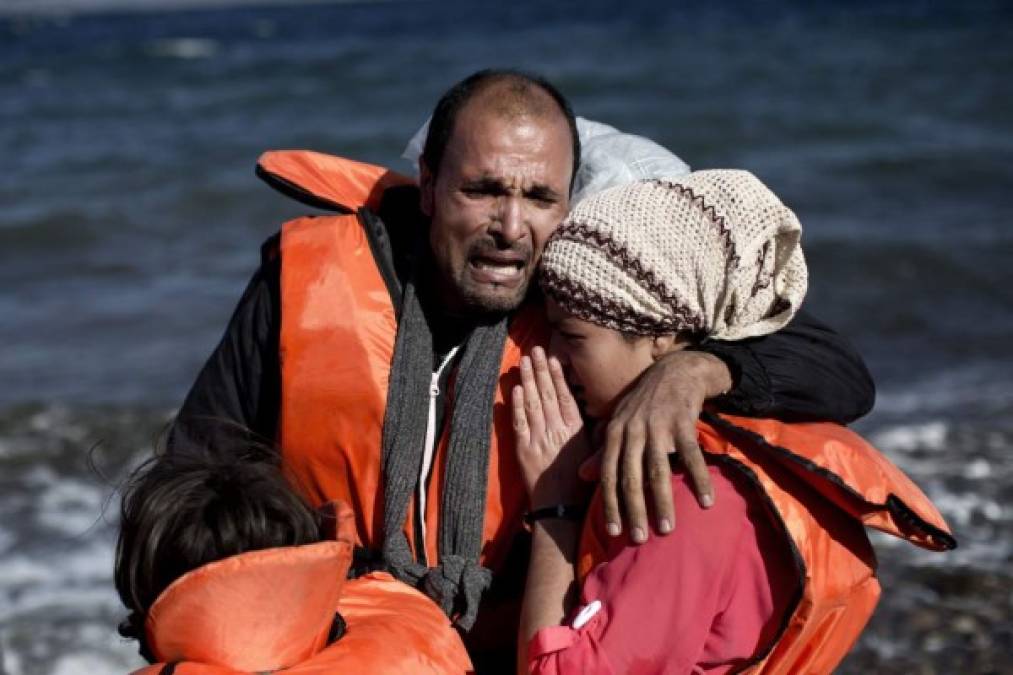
[[2, 0, 1010, 406]]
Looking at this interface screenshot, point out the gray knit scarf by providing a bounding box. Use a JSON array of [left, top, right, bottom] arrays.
[[379, 271, 509, 631]]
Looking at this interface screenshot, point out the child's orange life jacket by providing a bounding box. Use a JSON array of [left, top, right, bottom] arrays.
[[131, 500, 472, 674]]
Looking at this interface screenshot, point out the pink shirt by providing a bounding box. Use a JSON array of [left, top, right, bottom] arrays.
[[529, 464, 796, 675]]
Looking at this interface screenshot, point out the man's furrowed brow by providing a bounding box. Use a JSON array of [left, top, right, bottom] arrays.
[[461, 176, 509, 194], [460, 177, 563, 201], [524, 184, 563, 202]]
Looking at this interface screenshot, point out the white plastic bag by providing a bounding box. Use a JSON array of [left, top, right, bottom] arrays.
[[570, 118, 691, 204]]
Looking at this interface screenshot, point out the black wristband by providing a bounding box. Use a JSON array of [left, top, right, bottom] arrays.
[[523, 504, 585, 526]]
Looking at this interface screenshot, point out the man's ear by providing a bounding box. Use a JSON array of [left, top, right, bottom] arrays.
[[419, 158, 435, 217]]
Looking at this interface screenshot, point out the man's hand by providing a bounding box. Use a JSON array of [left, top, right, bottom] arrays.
[[584, 350, 733, 543]]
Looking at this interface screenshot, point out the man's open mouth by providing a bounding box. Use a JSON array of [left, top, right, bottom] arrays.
[[468, 255, 526, 285]]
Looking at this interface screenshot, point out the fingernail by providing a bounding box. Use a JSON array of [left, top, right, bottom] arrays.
[[701, 493, 714, 508], [606, 522, 621, 537], [659, 518, 672, 534], [632, 527, 647, 543]]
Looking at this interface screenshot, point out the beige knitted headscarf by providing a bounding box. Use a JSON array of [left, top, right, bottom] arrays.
[[539, 171, 808, 341]]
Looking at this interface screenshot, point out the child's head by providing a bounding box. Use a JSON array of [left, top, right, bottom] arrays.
[[539, 171, 807, 418], [114, 439, 322, 651]]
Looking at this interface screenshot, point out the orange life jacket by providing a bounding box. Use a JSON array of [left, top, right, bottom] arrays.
[[260, 150, 547, 575], [131, 500, 472, 674], [578, 412, 955, 674]]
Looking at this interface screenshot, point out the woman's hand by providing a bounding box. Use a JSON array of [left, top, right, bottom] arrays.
[[513, 347, 585, 670], [512, 346, 589, 509]]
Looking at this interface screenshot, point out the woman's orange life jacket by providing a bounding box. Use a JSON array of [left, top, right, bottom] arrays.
[[259, 150, 547, 575], [578, 412, 955, 674], [131, 500, 472, 674]]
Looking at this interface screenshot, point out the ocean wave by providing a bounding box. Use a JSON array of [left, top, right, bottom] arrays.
[[870, 421, 949, 454], [0, 541, 120, 621], [37, 476, 109, 537], [144, 37, 220, 60], [871, 365, 1013, 419], [861, 414, 1013, 573]]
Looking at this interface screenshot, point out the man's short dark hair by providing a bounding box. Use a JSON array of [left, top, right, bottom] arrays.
[[422, 69, 581, 192]]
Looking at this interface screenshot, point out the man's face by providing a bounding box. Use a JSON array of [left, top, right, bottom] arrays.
[[420, 102, 573, 315]]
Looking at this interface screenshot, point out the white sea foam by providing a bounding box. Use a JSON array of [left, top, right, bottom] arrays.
[[1, 468, 120, 624], [27, 405, 75, 436], [0, 544, 117, 619], [49, 651, 123, 675], [962, 458, 992, 480], [869, 421, 949, 454], [2, 636, 23, 675], [6, 583, 121, 620], [36, 477, 109, 537], [23, 464, 58, 486], [867, 473, 1012, 570], [0, 531, 138, 673], [0, 556, 53, 588], [145, 37, 220, 60], [929, 491, 1006, 529], [861, 409, 1011, 572], [0, 521, 147, 674], [0, 611, 143, 675]]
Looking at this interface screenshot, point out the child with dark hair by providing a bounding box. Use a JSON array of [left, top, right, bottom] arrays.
[[114, 434, 471, 674], [114, 445, 323, 659]]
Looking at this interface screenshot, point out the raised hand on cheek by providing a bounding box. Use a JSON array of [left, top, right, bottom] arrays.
[[512, 347, 589, 509]]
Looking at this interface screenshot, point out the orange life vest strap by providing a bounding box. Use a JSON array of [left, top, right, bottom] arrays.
[[701, 412, 956, 552], [257, 150, 414, 213]]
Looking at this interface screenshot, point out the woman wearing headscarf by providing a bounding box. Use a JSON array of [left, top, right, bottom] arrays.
[[512, 172, 955, 674]]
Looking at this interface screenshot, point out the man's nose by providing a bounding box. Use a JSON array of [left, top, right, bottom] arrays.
[[491, 196, 525, 245]]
